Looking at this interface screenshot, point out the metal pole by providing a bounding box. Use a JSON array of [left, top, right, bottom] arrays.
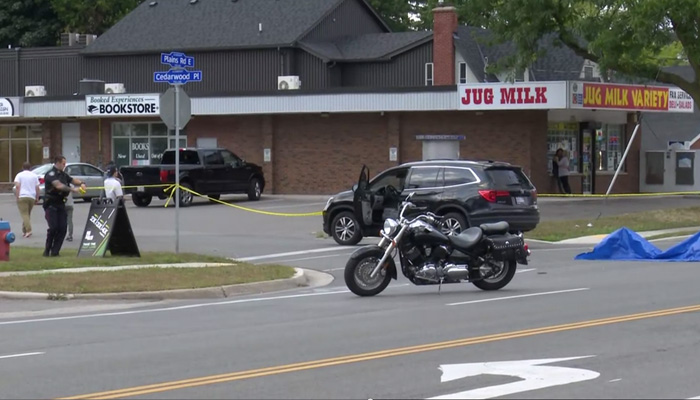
[[175, 84, 180, 253], [606, 115, 641, 197]]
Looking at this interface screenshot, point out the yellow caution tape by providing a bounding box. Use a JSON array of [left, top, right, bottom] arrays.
[[539, 191, 700, 198], [162, 184, 323, 217]]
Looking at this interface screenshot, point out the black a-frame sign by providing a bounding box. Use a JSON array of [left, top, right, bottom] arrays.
[[77, 198, 141, 258]]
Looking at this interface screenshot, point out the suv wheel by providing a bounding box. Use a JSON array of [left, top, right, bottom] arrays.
[[331, 211, 362, 246], [441, 212, 468, 236]]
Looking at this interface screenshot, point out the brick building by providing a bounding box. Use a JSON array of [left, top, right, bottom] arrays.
[[0, 0, 694, 195]]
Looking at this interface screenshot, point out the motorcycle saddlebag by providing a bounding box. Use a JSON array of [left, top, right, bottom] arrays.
[[486, 234, 524, 261]]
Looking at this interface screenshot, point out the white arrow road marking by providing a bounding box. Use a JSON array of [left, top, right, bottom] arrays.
[[428, 355, 599, 399], [0, 352, 44, 360]]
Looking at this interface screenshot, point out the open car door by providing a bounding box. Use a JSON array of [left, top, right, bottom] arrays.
[[353, 164, 374, 229]]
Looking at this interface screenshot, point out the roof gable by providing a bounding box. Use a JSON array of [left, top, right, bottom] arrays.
[[454, 26, 588, 82], [82, 0, 344, 55], [300, 31, 432, 62]]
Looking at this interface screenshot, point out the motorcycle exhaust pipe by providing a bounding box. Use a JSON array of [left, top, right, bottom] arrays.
[[443, 265, 470, 281]]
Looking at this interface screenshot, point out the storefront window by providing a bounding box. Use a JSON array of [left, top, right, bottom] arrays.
[[595, 123, 625, 172], [0, 125, 43, 182], [547, 122, 579, 175], [112, 122, 187, 167]]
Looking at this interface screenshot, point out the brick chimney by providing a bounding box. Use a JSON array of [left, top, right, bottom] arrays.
[[432, 2, 458, 85]]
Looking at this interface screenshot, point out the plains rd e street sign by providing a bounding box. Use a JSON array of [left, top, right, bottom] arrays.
[[161, 52, 195, 68], [159, 87, 191, 130]]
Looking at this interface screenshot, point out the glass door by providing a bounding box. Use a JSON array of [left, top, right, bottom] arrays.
[[581, 129, 593, 194]]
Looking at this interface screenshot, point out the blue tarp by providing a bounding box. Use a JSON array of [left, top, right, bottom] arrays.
[[575, 227, 700, 262]]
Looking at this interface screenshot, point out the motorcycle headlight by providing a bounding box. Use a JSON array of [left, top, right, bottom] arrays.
[[382, 218, 399, 236]]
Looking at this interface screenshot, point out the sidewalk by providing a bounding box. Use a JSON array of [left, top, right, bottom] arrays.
[[535, 226, 700, 245]]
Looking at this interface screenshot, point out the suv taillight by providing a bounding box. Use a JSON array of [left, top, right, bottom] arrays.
[[160, 170, 169, 182], [532, 189, 537, 202], [478, 190, 510, 203]]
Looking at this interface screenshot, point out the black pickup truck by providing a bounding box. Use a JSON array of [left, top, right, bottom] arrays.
[[120, 147, 265, 207]]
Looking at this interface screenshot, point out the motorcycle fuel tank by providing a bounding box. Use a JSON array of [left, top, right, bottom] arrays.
[[412, 225, 450, 246]]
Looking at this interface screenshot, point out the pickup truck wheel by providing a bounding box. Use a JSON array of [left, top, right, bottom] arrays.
[[132, 193, 152, 207], [179, 183, 194, 207], [248, 178, 262, 201]]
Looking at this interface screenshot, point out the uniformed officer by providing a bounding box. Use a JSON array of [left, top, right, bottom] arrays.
[[43, 155, 87, 257]]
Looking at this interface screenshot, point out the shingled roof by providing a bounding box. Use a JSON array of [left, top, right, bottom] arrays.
[[299, 31, 432, 62], [455, 26, 591, 83], [82, 0, 387, 55]]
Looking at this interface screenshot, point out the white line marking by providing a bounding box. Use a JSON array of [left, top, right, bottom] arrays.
[[608, 379, 622, 383], [0, 352, 45, 360], [446, 288, 590, 306], [270, 252, 354, 264], [686, 396, 700, 399], [516, 268, 536, 274], [253, 202, 325, 210], [323, 267, 346, 272], [0, 290, 350, 327], [235, 247, 352, 262]]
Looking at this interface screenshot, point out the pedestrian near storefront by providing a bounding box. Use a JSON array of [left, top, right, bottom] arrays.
[[13, 162, 40, 238], [555, 148, 572, 194]]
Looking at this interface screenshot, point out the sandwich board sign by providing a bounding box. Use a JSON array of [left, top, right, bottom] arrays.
[[78, 198, 140, 257]]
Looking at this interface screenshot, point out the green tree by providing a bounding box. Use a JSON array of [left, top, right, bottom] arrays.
[[50, 0, 143, 35], [367, 0, 418, 31], [0, 0, 61, 47], [461, 0, 700, 103]]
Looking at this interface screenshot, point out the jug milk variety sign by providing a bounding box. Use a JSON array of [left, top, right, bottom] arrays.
[[78, 198, 140, 257]]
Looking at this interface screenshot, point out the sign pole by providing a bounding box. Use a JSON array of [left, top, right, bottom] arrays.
[[606, 112, 642, 197], [175, 83, 180, 254]]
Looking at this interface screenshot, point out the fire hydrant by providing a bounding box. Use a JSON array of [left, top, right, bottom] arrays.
[[0, 220, 15, 262]]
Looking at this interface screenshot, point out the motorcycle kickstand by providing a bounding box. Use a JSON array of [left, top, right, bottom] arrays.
[[438, 277, 444, 295]]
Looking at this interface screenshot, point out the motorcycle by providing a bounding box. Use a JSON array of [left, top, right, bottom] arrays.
[[344, 192, 531, 297]]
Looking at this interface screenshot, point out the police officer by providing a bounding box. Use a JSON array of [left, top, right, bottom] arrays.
[[43, 155, 87, 257]]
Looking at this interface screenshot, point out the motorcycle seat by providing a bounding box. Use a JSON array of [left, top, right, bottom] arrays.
[[479, 221, 510, 234], [449, 227, 483, 251]]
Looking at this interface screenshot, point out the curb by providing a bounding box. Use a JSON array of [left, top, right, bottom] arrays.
[[0, 268, 310, 301]]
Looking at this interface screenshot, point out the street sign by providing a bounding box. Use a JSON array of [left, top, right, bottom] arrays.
[[153, 69, 203, 85], [161, 52, 195, 68], [154, 51, 201, 254], [160, 87, 191, 130]]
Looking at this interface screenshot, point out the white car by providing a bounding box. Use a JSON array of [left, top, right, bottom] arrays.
[[13, 162, 106, 202]]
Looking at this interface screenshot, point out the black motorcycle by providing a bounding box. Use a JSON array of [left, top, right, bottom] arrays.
[[344, 193, 531, 297]]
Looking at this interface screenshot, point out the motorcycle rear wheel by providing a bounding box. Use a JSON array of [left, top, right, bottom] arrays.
[[471, 259, 517, 291], [344, 248, 394, 297]]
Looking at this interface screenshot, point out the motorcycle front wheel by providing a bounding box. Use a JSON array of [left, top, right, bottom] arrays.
[[471, 259, 517, 291], [344, 247, 394, 297]]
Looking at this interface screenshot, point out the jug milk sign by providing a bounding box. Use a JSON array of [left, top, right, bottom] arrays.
[[78, 198, 140, 257]]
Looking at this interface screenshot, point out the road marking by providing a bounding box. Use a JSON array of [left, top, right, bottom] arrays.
[[276, 252, 354, 263], [253, 202, 325, 210], [445, 288, 589, 306], [0, 352, 44, 360], [608, 379, 622, 383], [234, 247, 352, 262], [428, 356, 599, 399], [59, 303, 700, 400], [516, 268, 536, 274], [0, 290, 350, 326]]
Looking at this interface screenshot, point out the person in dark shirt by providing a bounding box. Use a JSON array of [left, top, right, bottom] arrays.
[[43, 155, 87, 257]]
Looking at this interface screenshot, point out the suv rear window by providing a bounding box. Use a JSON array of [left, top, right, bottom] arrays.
[[485, 168, 534, 189], [161, 150, 201, 165]]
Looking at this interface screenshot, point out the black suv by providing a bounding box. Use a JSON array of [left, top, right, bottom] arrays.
[[322, 160, 540, 245]]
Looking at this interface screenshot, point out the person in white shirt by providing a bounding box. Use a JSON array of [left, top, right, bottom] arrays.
[[104, 166, 124, 203], [14, 162, 40, 238], [554, 148, 572, 194]]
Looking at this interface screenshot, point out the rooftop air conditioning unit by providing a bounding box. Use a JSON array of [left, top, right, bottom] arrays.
[[80, 34, 98, 46], [105, 83, 126, 94], [60, 32, 81, 46], [278, 75, 301, 90], [25, 85, 47, 97]]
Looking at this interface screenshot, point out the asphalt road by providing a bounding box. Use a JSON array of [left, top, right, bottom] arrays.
[[2, 241, 700, 399], [0, 192, 698, 261]]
